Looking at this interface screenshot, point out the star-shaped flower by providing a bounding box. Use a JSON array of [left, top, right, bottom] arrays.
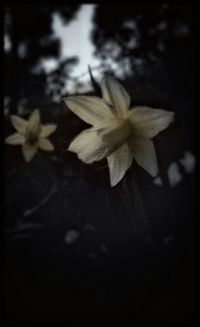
[[5, 109, 57, 162], [63, 76, 174, 187]]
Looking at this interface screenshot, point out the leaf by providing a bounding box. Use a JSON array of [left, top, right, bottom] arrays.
[[8, 223, 44, 241], [128, 173, 152, 239], [12, 223, 44, 233], [88, 65, 101, 96]]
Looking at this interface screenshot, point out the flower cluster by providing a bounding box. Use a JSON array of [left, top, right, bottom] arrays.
[[5, 76, 174, 186]]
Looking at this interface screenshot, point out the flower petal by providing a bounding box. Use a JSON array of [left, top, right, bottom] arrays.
[[40, 124, 57, 137], [39, 138, 54, 151], [68, 128, 103, 163], [63, 96, 114, 126], [27, 109, 41, 132], [128, 136, 158, 177], [10, 115, 27, 134], [5, 133, 25, 145], [129, 106, 174, 138], [22, 143, 38, 162], [68, 119, 131, 164], [101, 76, 130, 117], [107, 143, 133, 187]]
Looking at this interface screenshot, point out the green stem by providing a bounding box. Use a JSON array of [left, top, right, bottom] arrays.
[[120, 172, 152, 240], [100, 169, 117, 227]]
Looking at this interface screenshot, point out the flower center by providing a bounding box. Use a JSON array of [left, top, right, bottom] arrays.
[[97, 118, 132, 156], [25, 125, 41, 144]]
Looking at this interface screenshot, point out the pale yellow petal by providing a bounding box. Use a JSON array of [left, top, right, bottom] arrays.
[[68, 128, 103, 163], [22, 143, 38, 162], [101, 76, 130, 117], [40, 124, 57, 137], [68, 119, 131, 164], [107, 143, 133, 187], [129, 106, 174, 138], [128, 136, 158, 177], [63, 96, 114, 126], [39, 138, 54, 151], [10, 115, 27, 134], [5, 133, 25, 145], [27, 109, 41, 132]]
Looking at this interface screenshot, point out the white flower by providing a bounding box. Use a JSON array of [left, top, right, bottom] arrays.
[[63, 76, 174, 187], [5, 109, 57, 162]]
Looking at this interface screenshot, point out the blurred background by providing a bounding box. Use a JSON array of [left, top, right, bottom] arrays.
[[4, 3, 195, 322]]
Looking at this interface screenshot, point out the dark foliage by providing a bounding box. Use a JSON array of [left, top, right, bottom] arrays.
[[91, 4, 193, 75], [4, 5, 80, 114]]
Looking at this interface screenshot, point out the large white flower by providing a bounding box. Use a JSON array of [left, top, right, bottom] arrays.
[[5, 109, 57, 162], [63, 76, 174, 187]]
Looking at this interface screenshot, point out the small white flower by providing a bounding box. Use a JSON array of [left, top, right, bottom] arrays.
[[153, 176, 163, 186], [64, 230, 79, 244], [63, 76, 174, 187], [5, 109, 57, 162], [179, 151, 195, 174], [167, 162, 182, 187]]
